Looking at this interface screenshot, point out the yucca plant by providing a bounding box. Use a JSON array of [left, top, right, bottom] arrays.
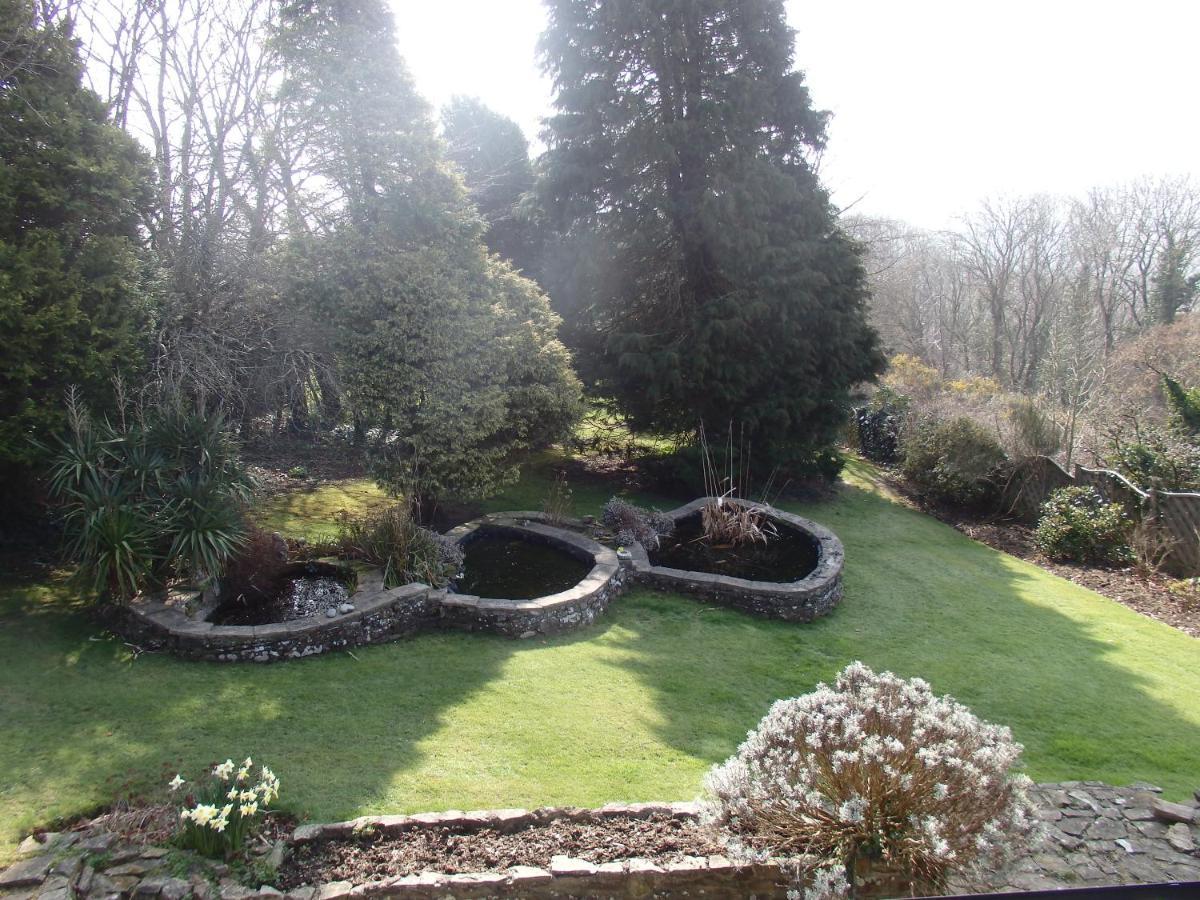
[[45, 397, 254, 604], [164, 473, 249, 584], [61, 479, 156, 602]]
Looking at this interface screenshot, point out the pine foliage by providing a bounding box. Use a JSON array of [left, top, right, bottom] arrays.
[[275, 0, 580, 503], [538, 0, 882, 470], [0, 0, 152, 469]]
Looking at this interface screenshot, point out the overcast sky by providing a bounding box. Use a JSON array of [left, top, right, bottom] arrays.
[[392, 0, 1199, 230]]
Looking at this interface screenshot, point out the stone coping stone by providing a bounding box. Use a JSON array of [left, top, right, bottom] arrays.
[[443, 518, 620, 614], [628, 496, 845, 622], [288, 801, 787, 899]]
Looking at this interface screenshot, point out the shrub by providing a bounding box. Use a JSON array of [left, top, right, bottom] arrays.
[[601, 497, 674, 550], [1006, 398, 1061, 458], [171, 757, 280, 859], [703, 662, 1038, 899], [45, 398, 253, 603], [855, 388, 908, 464], [338, 505, 463, 588], [1103, 425, 1200, 492], [1033, 486, 1133, 565], [900, 417, 1006, 506]]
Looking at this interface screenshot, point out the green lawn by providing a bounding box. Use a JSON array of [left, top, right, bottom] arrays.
[[1, 456, 1197, 865]]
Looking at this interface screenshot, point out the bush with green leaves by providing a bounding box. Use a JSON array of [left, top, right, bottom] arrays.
[[855, 388, 909, 464], [1006, 397, 1061, 458], [1102, 425, 1200, 492], [337, 505, 463, 588], [1163, 374, 1200, 438], [900, 417, 1007, 507], [46, 398, 253, 603], [1033, 486, 1133, 566]]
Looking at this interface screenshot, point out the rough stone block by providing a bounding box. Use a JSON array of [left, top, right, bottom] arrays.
[[1153, 798, 1197, 824], [549, 856, 597, 877], [1167, 823, 1195, 853], [505, 866, 552, 885], [313, 881, 354, 900], [0, 856, 55, 889]]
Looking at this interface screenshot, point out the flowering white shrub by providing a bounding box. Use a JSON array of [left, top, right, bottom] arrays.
[[703, 663, 1038, 899], [172, 757, 281, 858]]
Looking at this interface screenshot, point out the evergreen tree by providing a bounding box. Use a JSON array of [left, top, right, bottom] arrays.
[[441, 96, 540, 275], [0, 0, 152, 474], [539, 0, 882, 474], [1150, 235, 1198, 325], [1162, 374, 1200, 438], [275, 0, 580, 505]]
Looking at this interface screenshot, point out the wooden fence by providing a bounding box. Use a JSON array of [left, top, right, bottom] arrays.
[[1003, 456, 1200, 575]]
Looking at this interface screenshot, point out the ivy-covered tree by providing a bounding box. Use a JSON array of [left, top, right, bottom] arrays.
[[275, 0, 580, 506], [441, 96, 541, 275], [1151, 235, 1198, 326], [539, 0, 883, 474], [0, 0, 152, 473], [1163, 374, 1200, 438]]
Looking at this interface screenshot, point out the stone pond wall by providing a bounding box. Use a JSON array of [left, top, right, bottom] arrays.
[[105, 504, 842, 662], [110, 517, 626, 661], [628, 497, 845, 622]]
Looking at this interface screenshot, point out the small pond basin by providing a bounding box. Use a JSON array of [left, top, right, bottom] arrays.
[[453, 528, 591, 600], [207, 562, 354, 626], [649, 512, 819, 582]]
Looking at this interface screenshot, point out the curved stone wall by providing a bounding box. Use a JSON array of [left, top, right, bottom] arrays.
[[108, 501, 840, 661], [626, 497, 844, 622], [111, 516, 625, 661], [441, 516, 626, 638]]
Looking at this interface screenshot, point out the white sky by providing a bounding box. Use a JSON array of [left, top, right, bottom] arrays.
[[392, 0, 1200, 230]]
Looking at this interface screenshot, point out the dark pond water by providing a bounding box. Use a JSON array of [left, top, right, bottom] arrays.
[[649, 513, 819, 582], [453, 533, 590, 600], [208, 565, 352, 626]]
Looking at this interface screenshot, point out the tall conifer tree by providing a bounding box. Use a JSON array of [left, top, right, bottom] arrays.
[[274, 0, 580, 505], [0, 0, 151, 473], [539, 0, 882, 474]]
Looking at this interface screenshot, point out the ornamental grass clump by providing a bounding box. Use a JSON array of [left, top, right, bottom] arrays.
[[703, 662, 1038, 899], [171, 757, 280, 859], [337, 505, 463, 588]]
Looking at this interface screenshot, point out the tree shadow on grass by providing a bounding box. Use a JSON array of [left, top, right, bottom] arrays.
[[597, 476, 1200, 800], [0, 574, 520, 858]]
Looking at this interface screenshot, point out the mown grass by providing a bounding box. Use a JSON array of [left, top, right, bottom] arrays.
[[1, 455, 1196, 864]]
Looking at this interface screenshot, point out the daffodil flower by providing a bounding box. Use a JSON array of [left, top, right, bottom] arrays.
[[168, 774, 185, 791]]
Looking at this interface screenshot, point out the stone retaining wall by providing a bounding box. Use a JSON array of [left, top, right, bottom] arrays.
[[288, 802, 787, 898], [629, 498, 845, 622], [5, 784, 1197, 899]]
